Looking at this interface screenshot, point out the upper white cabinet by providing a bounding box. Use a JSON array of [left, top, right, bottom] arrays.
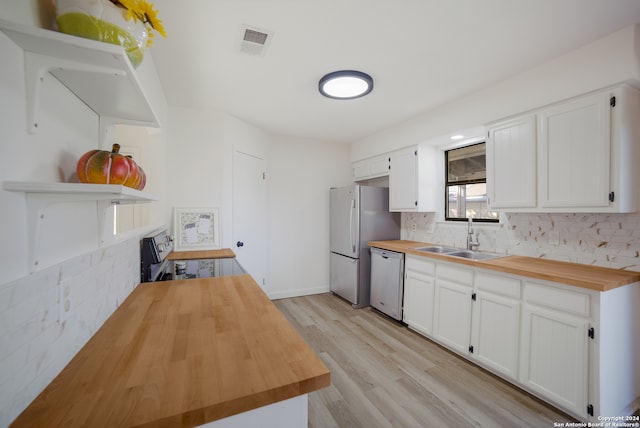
[[486, 115, 536, 209], [352, 153, 390, 182], [389, 145, 438, 212], [539, 91, 612, 209], [487, 84, 640, 213]]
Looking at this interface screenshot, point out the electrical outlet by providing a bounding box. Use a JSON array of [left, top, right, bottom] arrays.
[[58, 282, 71, 324], [411, 223, 417, 231], [549, 231, 560, 246]]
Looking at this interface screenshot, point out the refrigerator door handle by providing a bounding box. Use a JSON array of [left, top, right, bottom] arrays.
[[349, 199, 356, 253]]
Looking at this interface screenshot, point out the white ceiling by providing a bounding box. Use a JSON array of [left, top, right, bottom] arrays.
[[149, 0, 640, 143]]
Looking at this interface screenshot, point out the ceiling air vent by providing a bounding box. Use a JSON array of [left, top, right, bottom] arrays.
[[240, 25, 273, 56]]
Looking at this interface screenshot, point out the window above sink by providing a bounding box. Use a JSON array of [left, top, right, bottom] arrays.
[[445, 142, 498, 223]]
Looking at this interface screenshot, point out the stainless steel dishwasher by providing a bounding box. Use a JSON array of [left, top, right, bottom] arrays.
[[369, 247, 404, 321]]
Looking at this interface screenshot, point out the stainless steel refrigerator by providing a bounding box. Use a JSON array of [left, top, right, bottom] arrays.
[[330, 185, 401, 308]]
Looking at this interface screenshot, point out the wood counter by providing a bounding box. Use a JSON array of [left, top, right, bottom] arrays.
[[10, 275, 330, 428], [369, 240, 640, 292], [167, 248, 236, 260]]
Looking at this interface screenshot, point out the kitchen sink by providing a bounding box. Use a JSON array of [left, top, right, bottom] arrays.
[[412, 246, 506, 260], [445, 250, 506, 260], [413, 246, 459, 254]]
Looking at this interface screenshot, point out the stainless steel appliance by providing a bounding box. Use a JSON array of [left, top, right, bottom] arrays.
[[370, 247, 404, 320], [141, 229, 245, 282], [330, 185, 400, 308]]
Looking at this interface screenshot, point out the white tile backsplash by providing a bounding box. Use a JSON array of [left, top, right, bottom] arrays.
[[0, 237, 141, 427], [402, 212, 640, 272]]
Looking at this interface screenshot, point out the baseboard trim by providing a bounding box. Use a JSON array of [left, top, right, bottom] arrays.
[[268, 286, 329, 300]]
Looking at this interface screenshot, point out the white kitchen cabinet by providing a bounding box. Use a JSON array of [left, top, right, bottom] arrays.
[[539, 91, 611, 209], [380, 246, 640, 421], [486, 84, 640, 213], [520, 281, 591, 418], [403, 256, 436, 336], [486, 115, 536, 209], [376, 241, 640, 420], [388, 145, 438, 212], [352, 154, 390, 182], [470, 271, 521, 380], [433, 263, 474, 355]]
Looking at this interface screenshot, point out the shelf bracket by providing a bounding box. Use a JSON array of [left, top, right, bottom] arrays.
[[4, 181, 156, 272], [23, 51, 125, 134], [23, 195, 124, 272], [97, 199, 117, 246], [24, 193, 108, 272]]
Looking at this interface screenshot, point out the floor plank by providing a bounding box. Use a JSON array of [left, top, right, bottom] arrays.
[[274, 293, 576, 428]]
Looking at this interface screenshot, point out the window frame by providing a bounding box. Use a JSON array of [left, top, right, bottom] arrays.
[[444, 142, 498, 223]]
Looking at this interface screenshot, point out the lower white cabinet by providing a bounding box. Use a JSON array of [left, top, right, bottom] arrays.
[[433, 263, 474, 355], [470, 271, 521, 380], [398, 255, 640, 422], [520, 301, 589, 417], [403, 256, 436, 336], [519, 281, 592, 418]]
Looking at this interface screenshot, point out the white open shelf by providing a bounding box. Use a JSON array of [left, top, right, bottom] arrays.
[[0, 18, 160, 134], [3, 181, 157, 202], [4, 181, 157, 272]]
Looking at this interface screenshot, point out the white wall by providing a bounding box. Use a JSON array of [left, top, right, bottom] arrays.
[[165, 110, 353, 298], [165, 106, 226, 238], [352, 24, 640, 160], [267, 135, 351, 299], [0, 4, 168, 425]]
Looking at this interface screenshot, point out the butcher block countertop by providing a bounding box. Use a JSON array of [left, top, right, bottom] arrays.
[[369, 240, 640, 292], [167, 248, 236, 260], [10, 274, 330, 428]]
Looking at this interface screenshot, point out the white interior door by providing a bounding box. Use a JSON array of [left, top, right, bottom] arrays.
[[233, 150, 268, 291]]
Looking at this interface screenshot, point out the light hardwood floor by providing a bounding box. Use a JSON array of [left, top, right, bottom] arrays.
[[274, 293, 577, 428]]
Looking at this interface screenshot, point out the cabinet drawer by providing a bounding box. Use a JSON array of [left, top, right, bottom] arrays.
[[524, 281, 590, 317], [406, 256, 436, 276], [476, 271, 521, 298], [437, 263, 473, 285]]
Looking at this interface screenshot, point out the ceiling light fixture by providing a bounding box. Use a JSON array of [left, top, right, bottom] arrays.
[[451, 134, 465, 140], [319, 70, 373, 100]]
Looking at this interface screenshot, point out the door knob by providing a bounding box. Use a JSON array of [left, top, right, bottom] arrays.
[[236, 241, 244, 247]]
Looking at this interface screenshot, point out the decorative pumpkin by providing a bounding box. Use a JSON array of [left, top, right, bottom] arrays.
[[136, 165, 146, 190], [77, 143, 138, 187], [123, 155, 142, 189]]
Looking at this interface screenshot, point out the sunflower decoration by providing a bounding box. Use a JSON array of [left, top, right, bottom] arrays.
[[109, 0, 167, 47]]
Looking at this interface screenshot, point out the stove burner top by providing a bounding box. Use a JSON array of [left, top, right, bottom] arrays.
[[141, 229, 245, 282], [171, 258, 245, 280]]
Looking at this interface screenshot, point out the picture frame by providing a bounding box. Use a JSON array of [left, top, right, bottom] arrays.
[[173, 207, 220, 251]]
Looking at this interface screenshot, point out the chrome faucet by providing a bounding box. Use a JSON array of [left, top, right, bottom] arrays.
[[467, 217, 480, 251]]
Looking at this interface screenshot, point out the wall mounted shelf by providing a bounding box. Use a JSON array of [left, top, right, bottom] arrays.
[[3, 181, 157, 272], [0, 18, 160, 140]]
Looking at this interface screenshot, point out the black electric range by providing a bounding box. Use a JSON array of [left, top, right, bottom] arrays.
[[140, 229, 245, 282]]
